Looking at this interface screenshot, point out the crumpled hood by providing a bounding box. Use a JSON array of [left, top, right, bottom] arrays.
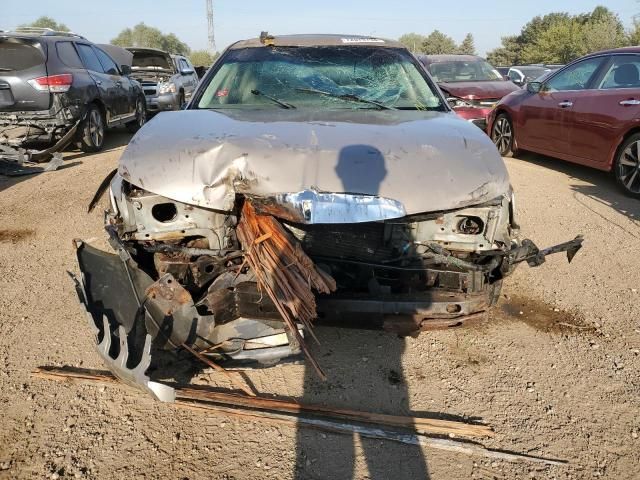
[[119, 109, 510, 215], [438, 81, 519, 100]]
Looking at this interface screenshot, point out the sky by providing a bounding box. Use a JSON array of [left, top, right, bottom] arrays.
[[2, 0, 637, 56]]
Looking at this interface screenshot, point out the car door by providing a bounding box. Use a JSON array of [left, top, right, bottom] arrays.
[[93, 46, 136, 118], [75, 43, 120, 123], [565, 54, 640, 167], [517, 56, 607, 156]]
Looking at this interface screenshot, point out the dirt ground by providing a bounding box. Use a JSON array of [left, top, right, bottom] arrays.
[[0, 131, 639, 480]]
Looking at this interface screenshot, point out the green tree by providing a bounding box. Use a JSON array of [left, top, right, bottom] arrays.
[[520, 16, 582, 64], [486, 6, 627, 65], [422, 30, 458, 55], [486, 36, 520, 65], [21, 16, 69, 32], [111, 23, 190, 55], [189, 50, 218, 67], [582, 16, 628, 53], [628, 20, 640, 45], [398, 33, 426, 53], [457, 33, 476, 55]]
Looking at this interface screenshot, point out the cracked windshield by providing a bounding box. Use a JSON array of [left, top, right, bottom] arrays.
[[197, 46, 445, 110]]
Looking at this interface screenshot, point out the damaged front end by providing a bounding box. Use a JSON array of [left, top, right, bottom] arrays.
[[0, 95, 81, 175], [75, 172, 582, 401]]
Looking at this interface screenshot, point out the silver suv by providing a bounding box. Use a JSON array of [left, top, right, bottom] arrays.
[[126, 47, 198, 113]]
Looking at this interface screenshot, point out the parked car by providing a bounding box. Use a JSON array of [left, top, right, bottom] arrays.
[[75, 34, 582, 400], [418, 54, 519, 130], [507, 65, 551, 87], [488, 46, 640, 198], [0, 27, 146, 154], [126, 48, 198, 113]]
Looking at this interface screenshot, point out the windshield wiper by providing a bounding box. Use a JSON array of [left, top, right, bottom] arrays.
[[295, 88, 396, 110], [251, 89, 296, 109]]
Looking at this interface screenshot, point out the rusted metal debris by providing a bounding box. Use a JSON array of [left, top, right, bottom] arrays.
[[31, 366, 569, 466], [0, 119, 80, 176], [236, 201, 336, 380]]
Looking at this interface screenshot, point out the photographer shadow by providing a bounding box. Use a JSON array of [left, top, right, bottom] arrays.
[[295, 144, 430, 479]]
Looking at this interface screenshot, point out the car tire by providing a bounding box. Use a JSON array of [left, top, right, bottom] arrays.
[[491, 113, 516, 157], [78, 104, 105, 153], [126, 97, 147, 133], [613, 133, 640, 198]]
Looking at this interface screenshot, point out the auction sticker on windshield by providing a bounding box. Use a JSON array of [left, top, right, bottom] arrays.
[[340, 38, 385, 44]]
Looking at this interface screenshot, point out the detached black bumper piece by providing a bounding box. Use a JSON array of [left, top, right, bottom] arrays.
[[73, 240, 302, 401]]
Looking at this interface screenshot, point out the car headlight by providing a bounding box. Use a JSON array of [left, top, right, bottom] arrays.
[[446, 97, 474, 108], [158, 82, 177, 94]]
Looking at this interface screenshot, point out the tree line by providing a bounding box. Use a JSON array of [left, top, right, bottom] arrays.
[[486, 6, 637, 65], [19, 16, 217, 66], [399, 32, 476, 55], [399, 6, 638, 66], [22, 6, 640, 68]]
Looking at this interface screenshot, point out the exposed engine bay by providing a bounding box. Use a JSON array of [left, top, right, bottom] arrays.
[[75, 172, 583, 402]]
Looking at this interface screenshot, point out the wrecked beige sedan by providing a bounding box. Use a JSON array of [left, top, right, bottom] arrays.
[[74, 34, 582, 401]]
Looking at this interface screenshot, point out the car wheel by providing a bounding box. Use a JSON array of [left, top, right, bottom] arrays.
[[126, 98, 147, 133], [79, 104, 105, 153], [614, 133, 640, 198], [491, 113, 515, 157]]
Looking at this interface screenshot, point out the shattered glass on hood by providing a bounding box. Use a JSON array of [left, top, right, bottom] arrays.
[[197, 46, 445, 111]]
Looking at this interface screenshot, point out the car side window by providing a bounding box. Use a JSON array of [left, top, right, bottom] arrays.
[[599, 55, 640, 89], [56, 41, 83, 69], [545, 57, 605, 91], [94, 47, 120, 76], [508, 70, 520, 82], [76, 44, 104, 73]]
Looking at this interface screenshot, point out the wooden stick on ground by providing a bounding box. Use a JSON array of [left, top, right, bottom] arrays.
[[174, 400, 567, 466], [31, 366, 568, 466], [31, 366, 490, 437]]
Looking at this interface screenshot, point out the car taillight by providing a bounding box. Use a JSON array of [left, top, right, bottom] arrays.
[[27, 74, 73, 93]]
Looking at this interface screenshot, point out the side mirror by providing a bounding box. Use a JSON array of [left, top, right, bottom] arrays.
[[180, 68, 194, 75], [120, 64, 132, 75], [527, 81, 542, 93]]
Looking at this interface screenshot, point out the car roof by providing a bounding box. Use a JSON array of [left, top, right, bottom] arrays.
[[419, 54, 483, 63], [0, 28, 87, 42], [511, 65, 548, 70], [229, 33, 403, 49], [126, 47, 169, 54], [585, 46, 640, 57]]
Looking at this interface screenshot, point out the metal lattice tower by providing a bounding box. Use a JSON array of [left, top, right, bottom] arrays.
[[206, 0, 216, 53]]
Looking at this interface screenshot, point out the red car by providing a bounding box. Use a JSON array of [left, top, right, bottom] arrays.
[[488, 47, 640, 197], [419, 54, 519, 130]]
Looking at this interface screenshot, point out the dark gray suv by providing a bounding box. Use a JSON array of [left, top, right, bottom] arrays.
[[0, 28, 146, 154]]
